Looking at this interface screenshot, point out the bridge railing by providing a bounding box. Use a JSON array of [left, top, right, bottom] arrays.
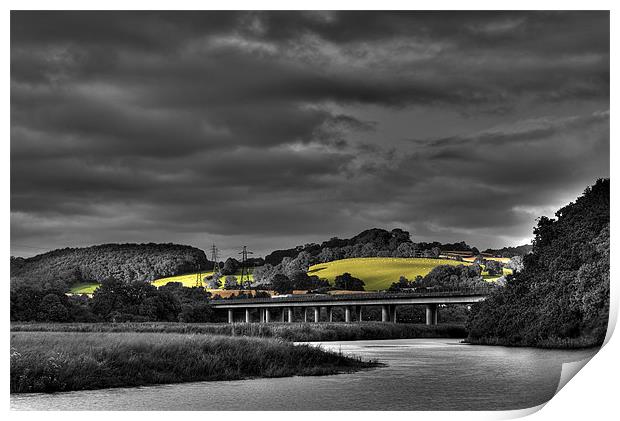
[[209, 286, 495, 305]]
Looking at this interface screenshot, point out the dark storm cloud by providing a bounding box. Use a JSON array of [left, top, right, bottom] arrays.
[[422, 110, 610, 149], [11, 11, 609, 257]]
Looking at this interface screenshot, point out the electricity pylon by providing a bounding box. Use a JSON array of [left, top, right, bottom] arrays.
[[195, 262, 202, 288], [197, 244, 219, 288], [210, 244, 219, 273], [238, 245, 254, 287]]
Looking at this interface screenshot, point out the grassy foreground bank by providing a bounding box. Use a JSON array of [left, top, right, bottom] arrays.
[[11, 331, 378, 393], [12, 322, 468, 342]]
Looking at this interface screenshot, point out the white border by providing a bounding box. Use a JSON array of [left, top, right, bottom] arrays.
[[3, 2, 616, 420]]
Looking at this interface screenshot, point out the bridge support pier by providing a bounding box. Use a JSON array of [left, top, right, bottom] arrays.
[[259, 308, 265, 323], [245, 308, 251, 323], [304, 308, 308, 322], [265, 308, 271, 323], [329, 307, 334, 322], [381, 305, 389, 322], [345, 306, 351, 323], [281, 309, 286, 322], [425, 304, 438, 325], [356, 306, 362, 322], [390, 305, 397, 323], [287, 307, 293, 323], [314, 307, 320, 323], [228, 309, 234, 324]]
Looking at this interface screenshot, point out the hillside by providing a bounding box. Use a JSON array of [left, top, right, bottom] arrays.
[[11, 243, 211, 290], [482, 244, 533, 257], [308, 257, 509, 291], [152, 271, 254, 289], [267, 229, 499, 267], [467, 179, 610, 347], [264, 228, 413, 265], [15, 232, 520, 294], [71, 270, 255, 294], [72, 256, 509, 294]]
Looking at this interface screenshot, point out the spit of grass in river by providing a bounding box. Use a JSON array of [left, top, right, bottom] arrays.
[[10, 331, 378, 393], [11, 321, 468, 342]]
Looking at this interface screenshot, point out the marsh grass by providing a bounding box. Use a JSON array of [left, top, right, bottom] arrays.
[[11, 331, 377, 393], [12, 322, 467, 341]]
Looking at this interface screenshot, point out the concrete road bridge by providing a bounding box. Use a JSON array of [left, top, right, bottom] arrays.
[[210, 287, 493, 325]]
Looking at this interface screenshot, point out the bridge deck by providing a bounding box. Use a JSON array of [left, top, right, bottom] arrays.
[[210, 287, 493, 308]]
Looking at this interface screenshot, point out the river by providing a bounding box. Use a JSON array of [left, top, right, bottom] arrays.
[[11, 338, 598, 411]]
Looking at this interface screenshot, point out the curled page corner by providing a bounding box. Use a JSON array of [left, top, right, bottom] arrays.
[[505, 402, 548, 419], [555, 354, 597, 396], [499, 354, 600, 421]]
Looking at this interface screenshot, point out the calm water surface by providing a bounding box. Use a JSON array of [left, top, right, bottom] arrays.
[[11, 338, 597, 411]]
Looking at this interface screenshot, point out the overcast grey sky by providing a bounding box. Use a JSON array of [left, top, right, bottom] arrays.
[[11, 11, 609, 258]]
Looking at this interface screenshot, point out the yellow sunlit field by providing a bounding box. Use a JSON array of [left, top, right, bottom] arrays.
[[70, 257, 511, 294], [69, 272, 254, 294], [151, 272, 255, 288], [462, 256, 511, 264], [308, 257, 509, 291], [152, 271, 215, 288], [68, 282, 100, 295]]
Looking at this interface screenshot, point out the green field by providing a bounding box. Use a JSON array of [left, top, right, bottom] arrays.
[[462, 256, 511, 264], [70, 257, 510, 294], [309, 257, 510, 290], [152, 272, 254, 288], [70, 271, 254, 294], [69, 282, 101, 295]]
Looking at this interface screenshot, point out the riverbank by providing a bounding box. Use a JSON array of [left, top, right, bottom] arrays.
[[11, 331, 378, 393], [464, 334, 603, 349], [11, 321, 468, 341]]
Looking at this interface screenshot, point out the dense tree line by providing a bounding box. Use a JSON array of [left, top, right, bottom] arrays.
[[417, 264, 489, 289], [416, 240, 478, 254], [270, 272, 331, 294], [218, 256, 265, 276], [252, 251, 314, 286], [10, 279, 216, 323], [467, 179, 610, 347], [11, 243, 212, 290], [263, 228, 473, 266], [482, 244, 533, 258], [388, 263, 488, 292], [483, 259, 503, 276], [333, 273, 366, 291], [253, 259, 363, 294]]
